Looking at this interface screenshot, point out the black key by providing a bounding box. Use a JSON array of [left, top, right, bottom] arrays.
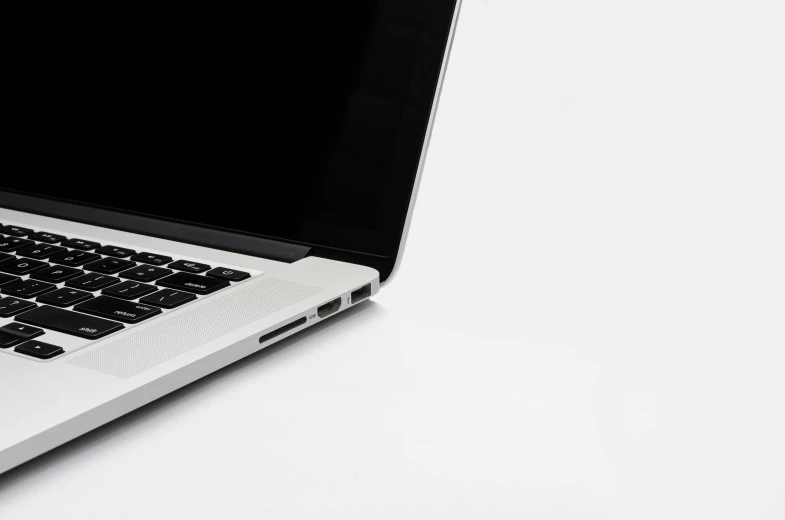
[[16, 243, 66, 260], [0, 273, 20, 286], [168, 260, 211, 274], [0, 297, 37, 317], [15, 340, 64, 359], [95, 245, 136, 258], [37, 288, 94, 308], [75, 296, 162, 324], [130, 252, 173, 266], [0, 332, 23, 349], [119, 265, 172, 282], [60, 238, 100, 251], [0, 225, 32, 237], [206, 267, 251, 282], [27, 231, 65, 244], [30, 265, 83, 283], [0, 237, 34, 253], [0, 257, 48, 275], [49, 250, 101, 267], [65, 273, 121, 291], [16, 305, 123, 339], [1, 323, 45, 340], [2, 280, 57, 298], [102, 281, 158, 300], [0, 253, 12, 263], [157, 272, 230, 295], [84, 257, 135, 274], [140, 289, 197, 309]]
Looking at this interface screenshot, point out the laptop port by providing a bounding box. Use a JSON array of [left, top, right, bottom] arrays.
[[351, 283, 371, 304], [259, 317, 307, 344], [317, 298, 341, 319]]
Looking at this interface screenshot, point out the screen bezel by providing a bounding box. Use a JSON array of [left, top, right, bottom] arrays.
[[0, 1, 461, 283]]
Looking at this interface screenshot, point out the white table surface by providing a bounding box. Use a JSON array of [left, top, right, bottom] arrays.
[[2, 1, 785, 517]]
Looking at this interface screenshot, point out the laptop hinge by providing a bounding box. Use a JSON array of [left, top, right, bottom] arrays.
[[0, 191, 311, 263]]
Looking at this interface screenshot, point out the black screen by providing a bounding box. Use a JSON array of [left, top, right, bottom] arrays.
[[1, 1, 456, 260]]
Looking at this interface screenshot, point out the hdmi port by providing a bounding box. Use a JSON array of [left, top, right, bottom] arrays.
[[317, 298, 341, 319]]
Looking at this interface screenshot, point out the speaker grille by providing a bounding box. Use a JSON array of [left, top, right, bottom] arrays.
[[67, 277, 324, 379]]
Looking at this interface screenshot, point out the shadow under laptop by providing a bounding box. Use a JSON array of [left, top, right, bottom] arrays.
[[0, 300, 383, 491]]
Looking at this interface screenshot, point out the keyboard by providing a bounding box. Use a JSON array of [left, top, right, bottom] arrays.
[[0, 222, 261, 361]]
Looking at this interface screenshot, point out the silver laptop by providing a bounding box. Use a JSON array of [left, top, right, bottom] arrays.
[[0, 1, 461, 474]]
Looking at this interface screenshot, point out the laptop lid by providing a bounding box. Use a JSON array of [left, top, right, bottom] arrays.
[[0, 1, 460, 283]]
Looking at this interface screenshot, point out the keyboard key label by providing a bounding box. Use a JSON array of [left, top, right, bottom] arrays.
[[0, 297, 37, 317], [15, 340, 64, 359], [206, 267, 251, 281], [16, 305, 124, 339], [75, 297, 162, 324], [157, 272, 230, 294], [140, 289, 197, 309], [169, 260, 211, 273]]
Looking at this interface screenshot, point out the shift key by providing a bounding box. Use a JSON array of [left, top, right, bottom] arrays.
[[16, 305, 123, 339]]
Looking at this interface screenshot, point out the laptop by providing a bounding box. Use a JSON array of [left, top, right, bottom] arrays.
[[0, 1, 461, 474]]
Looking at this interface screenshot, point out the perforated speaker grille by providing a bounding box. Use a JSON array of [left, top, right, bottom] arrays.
[[67, 277, 324, 379]]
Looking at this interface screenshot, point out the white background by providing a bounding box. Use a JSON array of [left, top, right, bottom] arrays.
[[2, 0, 785, 517]]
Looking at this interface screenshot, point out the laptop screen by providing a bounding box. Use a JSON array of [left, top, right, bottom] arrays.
[[1, 1, 457, 260]]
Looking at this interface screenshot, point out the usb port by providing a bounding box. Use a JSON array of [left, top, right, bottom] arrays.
[[351, 284, 371, 304]]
